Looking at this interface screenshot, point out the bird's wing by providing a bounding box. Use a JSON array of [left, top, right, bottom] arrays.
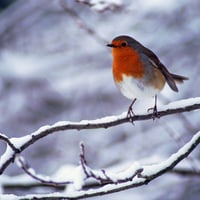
[[142, 47, 179, 92]]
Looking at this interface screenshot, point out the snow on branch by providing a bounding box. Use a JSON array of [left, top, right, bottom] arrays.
[[0, 97, 200, 176], [1, 130, 200, 200], [0, 97, 200, 199], [75, 0, 123, 12]]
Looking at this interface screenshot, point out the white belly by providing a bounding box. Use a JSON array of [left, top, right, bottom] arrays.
[[116, 75, 160, 100]]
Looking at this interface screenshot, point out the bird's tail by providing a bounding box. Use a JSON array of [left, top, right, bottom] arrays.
[[171, 73, 189, 83]]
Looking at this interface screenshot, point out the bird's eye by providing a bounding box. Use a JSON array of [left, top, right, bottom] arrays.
[[121, 41, 128, 47]]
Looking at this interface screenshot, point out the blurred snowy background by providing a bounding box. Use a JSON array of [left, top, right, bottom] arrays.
[[0, 0, 200, 199]]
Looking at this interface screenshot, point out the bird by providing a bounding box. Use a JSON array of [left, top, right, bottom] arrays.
[[107, 35, 188, 119]]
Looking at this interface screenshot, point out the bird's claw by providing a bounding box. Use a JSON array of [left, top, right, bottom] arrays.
[[127, 105, 135, 124], [147, 105, 160, 120]]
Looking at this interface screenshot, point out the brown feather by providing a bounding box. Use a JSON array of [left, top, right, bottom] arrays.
[[170, 73, 189, 83], [141, 46, 188, 92]]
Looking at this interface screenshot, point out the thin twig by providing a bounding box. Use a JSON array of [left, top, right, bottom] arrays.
[[16, 156, 72, 186], [60, 0, 107, 43]]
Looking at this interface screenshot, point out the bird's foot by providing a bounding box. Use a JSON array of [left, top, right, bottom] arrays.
[[147, 105, 160, 120], [127, 105, 135, 124]]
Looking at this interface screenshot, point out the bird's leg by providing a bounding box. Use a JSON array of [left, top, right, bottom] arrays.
[[152, 95, 159, 119], [127, 98, 137, 122], [148, 95, 160, 120]]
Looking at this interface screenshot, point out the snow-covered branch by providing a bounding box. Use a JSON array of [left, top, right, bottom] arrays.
[[1, 130, 199, 199], [75, 0, 123, 12], [0, 97, 200, 176], [0, 97, 200, 199]]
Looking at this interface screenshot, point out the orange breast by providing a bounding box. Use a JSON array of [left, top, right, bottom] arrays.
[[112, 47, 145, 83]]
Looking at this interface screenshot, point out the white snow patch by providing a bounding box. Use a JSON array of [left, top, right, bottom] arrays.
[[72, 166, 86, 190], [32, 125, 51, 136], [1, 127, 199, 200], [158, 97, 200, 111], [0, 194, 18, 200], [0, 146, 14, 167], [53, 165, 85, 191], [90, 0, 122, 11], [114, 162, 141, 180], [0, 174, 36, 186], [10, 135, 32, 149], [53, 121, 71, 127]]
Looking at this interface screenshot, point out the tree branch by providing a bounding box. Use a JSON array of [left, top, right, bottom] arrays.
[[60, 0, 108, 44], [1, 167, 199, 191], [0, 97, 200, 175], [2, 130, 199, 200], [15, 156, 72, 186], [171, 168, 200, 176], [75, 0, 122, 12], [0, 134, 20, 153]]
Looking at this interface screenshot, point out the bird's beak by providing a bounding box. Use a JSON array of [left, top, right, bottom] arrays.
[[106, 43, 116, 48]]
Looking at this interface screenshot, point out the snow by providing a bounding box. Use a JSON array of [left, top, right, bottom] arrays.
[[0, 146, 14, 167], [52, 97, 200, 126], [143, 131, 200, 176], [116, 162, 141, 180], [53, 121, 71, 127], [54, 165, 86, 191], [158, 97, 200, 111], [0, 194, 18, 200], [16, 157, 86, 190], [80, 114, 124, 124], [71, 166, 86, 190], [90, 0, 122, 11], [10, 135, 32, 149], [0, 96, 199, 173], [0, 96, 198, 153], [0, 128, 199, 199], [2, 130, 198, 199], [0, 174, 36, 186], [52, 164, 78, 181]]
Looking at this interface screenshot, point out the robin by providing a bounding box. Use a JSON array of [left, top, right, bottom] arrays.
[[107, 35, 188, 119]]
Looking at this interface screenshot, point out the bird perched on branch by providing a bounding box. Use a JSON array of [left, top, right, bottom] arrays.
[[107, 35, 188, 119]]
